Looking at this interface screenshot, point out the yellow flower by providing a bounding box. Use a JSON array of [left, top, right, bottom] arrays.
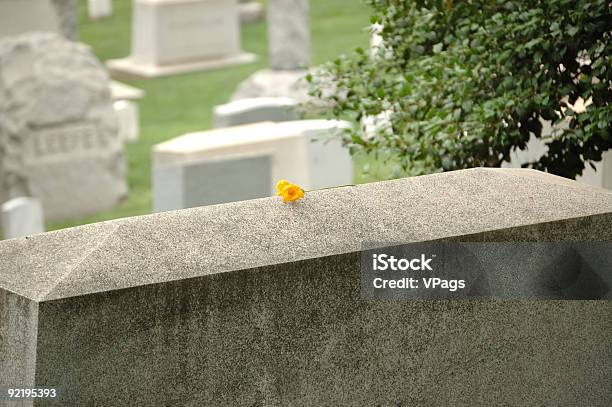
[[276, 179, 305, 203], [276, 179, 291, 191]]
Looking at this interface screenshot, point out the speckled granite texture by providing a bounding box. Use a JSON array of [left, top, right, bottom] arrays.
[[1, 168, 611, 406]]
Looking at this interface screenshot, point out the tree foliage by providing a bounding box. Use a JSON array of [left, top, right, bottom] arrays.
[[309, 0, 611, 178]]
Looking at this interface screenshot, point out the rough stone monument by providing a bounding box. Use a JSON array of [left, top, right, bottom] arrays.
[[0, 33, 127, 221], [1, 197, 44, 239], [107, 0, 256, 78], [231, 0, 315, 105], [1, 169, 612, 405]]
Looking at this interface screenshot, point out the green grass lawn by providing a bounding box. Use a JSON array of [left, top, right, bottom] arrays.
[[48, 0, 374, 231]]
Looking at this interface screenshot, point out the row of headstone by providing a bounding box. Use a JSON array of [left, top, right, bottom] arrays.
[[93, 0, 314, 103], [152, 120, 352, 212], [0, 32, 128, 221], [107, 0, 256, 78], [152, 95, 350, 212], [102, 0, 307, 91]]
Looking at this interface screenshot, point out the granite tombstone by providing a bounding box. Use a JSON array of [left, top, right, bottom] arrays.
[[0, 33, 127, 220]]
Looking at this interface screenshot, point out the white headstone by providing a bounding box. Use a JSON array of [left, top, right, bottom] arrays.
[[0, 33, 128, 221], [107, 0, 256, 78], [361, 110, 393, 140], [152, 120, 352, 212], [370, 23, 383, 59], [268, 0, 310, 70], [114, 100, 140, 143], [1, 197, 44, 239], [88, 0, 112, 20], [109, 81, 143, 143], [369, 23, 392, 60], [213, 97, 298, 128]]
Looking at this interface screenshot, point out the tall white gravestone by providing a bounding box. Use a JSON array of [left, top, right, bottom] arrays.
[[1, 197, 44, 239], [268, 0, 309, 70], [0, 33, 127, 221], [231, 0, 317, 105], [107, 0, 256, 78]]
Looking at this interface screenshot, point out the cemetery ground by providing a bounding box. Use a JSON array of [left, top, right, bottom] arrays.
[[47, 0, 374, 231]]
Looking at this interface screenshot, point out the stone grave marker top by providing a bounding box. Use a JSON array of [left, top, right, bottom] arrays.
[[2, 168, 611, 302]]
